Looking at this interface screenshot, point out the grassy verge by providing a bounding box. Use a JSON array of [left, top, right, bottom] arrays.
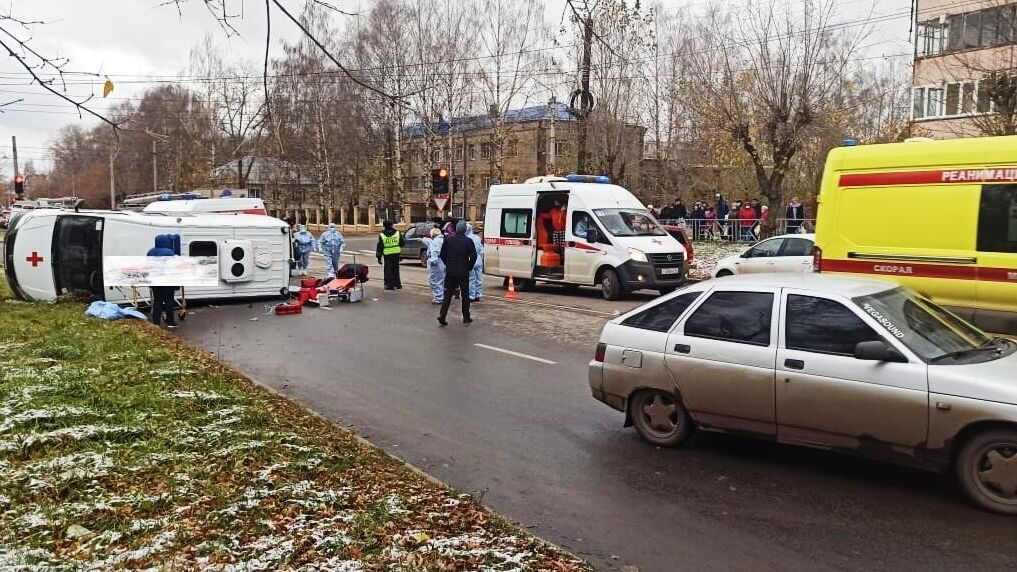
[[0, 278, 590, 570]]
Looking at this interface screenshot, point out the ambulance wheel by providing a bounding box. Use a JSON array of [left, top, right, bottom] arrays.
[[599, 268, 622, 300], [420, 250, 428, 267], [716, 269, 734, 278]]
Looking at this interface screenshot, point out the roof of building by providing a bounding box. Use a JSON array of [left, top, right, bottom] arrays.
[[402, 102, 576, 139], [212, 156, 312, 185]]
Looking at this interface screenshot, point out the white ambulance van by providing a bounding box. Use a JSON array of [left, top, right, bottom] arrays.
[[483, 175, 688, 299], [143, 197, 268, 216], [4, 209, 292, 303]]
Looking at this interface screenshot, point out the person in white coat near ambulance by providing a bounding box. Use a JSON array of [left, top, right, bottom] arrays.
[[426, 228, 445, 304], [466, 223, 484, 302]]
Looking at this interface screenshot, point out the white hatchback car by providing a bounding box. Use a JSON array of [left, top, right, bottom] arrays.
[[712, 233, 815, 278], [589, 274, 1017, 514]]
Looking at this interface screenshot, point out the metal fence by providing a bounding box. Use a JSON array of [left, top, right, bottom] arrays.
[[658, 218, 817, 242]]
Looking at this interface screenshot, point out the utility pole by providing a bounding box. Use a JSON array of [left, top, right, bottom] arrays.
[[577, 13, 593, 173], [10, 134, 19, 177], [109, 150, 116, 209], [548, 96, 557, 175], [151, 140, 159, 194]]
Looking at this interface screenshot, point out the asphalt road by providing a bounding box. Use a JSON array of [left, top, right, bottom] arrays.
[[179, 238, 1017, 572]]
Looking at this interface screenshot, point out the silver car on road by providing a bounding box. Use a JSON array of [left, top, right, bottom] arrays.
[[589, 274, 1017, 514]]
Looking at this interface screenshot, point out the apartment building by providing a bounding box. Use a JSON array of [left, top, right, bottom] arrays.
[[912, 1, 1017, 137], [400, 102, 646, 220]]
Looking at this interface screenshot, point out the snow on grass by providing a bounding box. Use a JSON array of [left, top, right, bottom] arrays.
[[169, 389, 227, 400], [0, 406, 91, 434], [0, 425, 138, 453]]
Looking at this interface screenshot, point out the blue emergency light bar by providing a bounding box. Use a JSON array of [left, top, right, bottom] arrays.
[[842, 139, 859, 147], [565, 174, 611, 184]]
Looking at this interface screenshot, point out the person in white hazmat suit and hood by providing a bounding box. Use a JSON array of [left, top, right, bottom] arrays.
[[466, 223, 484, 302], [426, 228, 445, 304], [317, 223, 346, 280], [293, 225, 317, 276]]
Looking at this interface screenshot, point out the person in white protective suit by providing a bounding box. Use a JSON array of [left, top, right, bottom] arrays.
[[317, 223, 346, 280], [466, 223, 484, 302], [293, 225, 317, 276], [426, 228, 445, 304]]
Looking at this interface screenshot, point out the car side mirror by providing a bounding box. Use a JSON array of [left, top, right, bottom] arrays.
[[586, 227, 601, 244], [854, 340, 907, 363]]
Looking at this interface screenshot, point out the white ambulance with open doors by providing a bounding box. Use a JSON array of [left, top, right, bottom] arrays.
[[483, 175, 688, 299]]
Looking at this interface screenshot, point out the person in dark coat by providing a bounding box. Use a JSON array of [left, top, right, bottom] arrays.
[[674, 199, 688, 220], [376, 220, 404, 290], [786, 196, 806, 234], [437, 220, 478, 326], [146, 234, 178, 328]]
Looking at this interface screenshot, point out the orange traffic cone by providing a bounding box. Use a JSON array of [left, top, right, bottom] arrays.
[[506, 276, 518, 300]]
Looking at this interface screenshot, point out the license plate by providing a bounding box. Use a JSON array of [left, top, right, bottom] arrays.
[[661, 267, 682, 275]]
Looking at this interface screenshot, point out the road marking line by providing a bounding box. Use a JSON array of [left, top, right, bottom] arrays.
[[474, 343, 557, 365]]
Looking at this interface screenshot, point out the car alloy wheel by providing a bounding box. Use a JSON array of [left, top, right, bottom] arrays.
[[629, 389, 691, 447], [957, 429, 1017, 514]]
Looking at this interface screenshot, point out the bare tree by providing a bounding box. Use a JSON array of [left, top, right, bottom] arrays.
[[686, 0, 868, 226]]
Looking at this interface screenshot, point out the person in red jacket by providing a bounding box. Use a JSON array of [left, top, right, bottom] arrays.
[[739, 201, 756, 241]]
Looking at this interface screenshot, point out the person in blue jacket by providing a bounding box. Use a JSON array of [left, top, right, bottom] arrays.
[[466, 223, 484, 302], [146, 234, 178, 328], [293, 225, 317, 276], [317, 223, 345, 280], [426, 228, 445, 304]]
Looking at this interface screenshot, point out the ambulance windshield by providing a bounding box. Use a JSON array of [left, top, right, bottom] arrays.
[[593, 209, 666, 237]]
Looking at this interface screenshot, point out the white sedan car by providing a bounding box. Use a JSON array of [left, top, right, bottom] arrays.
[[712, 233, 815, 278], [589, 274, 1017, 514]]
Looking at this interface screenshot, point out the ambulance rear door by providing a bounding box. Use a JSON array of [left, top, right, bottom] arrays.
[[52, 214, 105, 299]]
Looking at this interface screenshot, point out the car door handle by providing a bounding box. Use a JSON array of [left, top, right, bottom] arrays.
[[784, 358, 805, 370], [674, 344, 691, 354]]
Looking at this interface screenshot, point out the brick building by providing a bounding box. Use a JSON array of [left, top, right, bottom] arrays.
[[400, 102, 646, 221], [912, 1, 1017, 137]]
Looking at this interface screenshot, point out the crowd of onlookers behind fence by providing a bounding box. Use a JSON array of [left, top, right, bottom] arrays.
[[647, 193, 813, 242]]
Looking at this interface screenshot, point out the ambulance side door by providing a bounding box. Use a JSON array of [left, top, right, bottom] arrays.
[[975, 183, 1017, 332], [565, 208, 601, 284], [495, 207, 536, 279]]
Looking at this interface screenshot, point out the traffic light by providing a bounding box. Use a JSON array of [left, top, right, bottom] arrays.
[[13, 175, 24, 197], [431, 167, 449, 195]]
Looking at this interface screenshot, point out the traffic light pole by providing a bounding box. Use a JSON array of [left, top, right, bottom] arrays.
[[11, 136, 19, 182]]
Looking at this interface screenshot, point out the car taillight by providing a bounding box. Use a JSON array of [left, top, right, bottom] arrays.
[[812, 245, 823, 273], [594, 342, 606, 363]]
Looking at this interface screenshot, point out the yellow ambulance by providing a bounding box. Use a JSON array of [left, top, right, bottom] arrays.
[[814, 136, 1017, 334]]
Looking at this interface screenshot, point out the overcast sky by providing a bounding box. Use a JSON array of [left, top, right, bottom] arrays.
[[0, 0, 913, 175]]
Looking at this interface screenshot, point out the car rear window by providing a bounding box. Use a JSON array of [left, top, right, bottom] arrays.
[[622, 292, 701, 332], [684, 291, 773, 346]]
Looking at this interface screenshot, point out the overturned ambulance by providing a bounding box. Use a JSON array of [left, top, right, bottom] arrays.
[[4, 209, 292, 303]]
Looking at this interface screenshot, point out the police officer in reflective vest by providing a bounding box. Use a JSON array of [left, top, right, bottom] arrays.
[[376, 220, 405, 290]]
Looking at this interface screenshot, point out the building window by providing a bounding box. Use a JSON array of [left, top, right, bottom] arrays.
[[962, 81, 976, 113], [481, 143, 493, 159], [482, 175, 491, 189], [454, 146, 464, 161], [430, 149, 441, 163], [247, 189, 261, 199], [506, 139, 518, 157], [917, 18, 948, 56], [927, 87, 945, 118], [468, 145, 477, 160], [555, 139, 571, 157], [468, 174, 477, 191], [939, 6, 1017, 54]]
